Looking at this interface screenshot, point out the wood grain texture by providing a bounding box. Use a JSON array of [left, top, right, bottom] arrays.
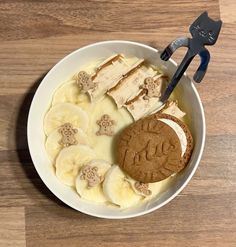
[[0, 0, 219, 41], [220, 0, 236, 23], [0, 0, 236, 246], [0, 207, 26, 247], [25, 196, 236, 247]]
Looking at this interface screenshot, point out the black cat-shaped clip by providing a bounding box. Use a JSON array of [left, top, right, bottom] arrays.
[[160, 11, 222, 103]]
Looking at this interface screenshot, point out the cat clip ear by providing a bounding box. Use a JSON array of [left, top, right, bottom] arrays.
[[189, 11, 208, 29], [217, 20, 223, 28], [201, 11, 208, 17], [215, 20, 223, 39]]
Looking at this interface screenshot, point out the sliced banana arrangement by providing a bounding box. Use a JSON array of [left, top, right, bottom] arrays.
[[43, 54, 192, 209]]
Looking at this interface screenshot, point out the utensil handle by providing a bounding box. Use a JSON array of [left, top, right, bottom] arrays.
[[161, 52, 194, 103]]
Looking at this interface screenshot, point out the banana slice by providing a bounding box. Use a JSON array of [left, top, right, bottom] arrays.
[[52, 80, 93, 112], [55, 144, 96, 186], [44, 103, 89, 136], [45, 127, 88, 163], [52, 80, 80, 105], [75, 160, 111, 203], [127, 177, 173, 199], [103, 165, 142, 208]]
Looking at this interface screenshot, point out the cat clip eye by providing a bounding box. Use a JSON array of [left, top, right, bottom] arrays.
[[160, 11, 222, 103]]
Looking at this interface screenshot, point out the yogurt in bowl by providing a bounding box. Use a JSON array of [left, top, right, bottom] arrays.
[[27, 40, 205, 219]]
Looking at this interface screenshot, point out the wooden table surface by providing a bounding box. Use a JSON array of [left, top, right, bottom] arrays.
[[0, 1, 235, 246]]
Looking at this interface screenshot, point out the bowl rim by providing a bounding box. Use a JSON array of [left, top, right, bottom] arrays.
[[27, 40, 206, 219]]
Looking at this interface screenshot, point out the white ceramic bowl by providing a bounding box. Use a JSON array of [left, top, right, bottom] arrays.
[[27, 40, 205, 219]]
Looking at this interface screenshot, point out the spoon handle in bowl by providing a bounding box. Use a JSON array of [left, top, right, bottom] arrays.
[[160, 52, 194, 103]]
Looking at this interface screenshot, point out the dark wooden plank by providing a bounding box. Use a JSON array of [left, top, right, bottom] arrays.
[[25, 193, 236, 247], [0, 150, 64, 207], [0, 0, 219, 41], [0, 207, 26, 247]]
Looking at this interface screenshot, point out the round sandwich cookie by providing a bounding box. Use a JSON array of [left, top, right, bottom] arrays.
[[117, 113, 193, 183]]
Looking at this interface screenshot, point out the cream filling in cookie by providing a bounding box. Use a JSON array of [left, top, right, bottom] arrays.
[[159, 118, 187, 156]]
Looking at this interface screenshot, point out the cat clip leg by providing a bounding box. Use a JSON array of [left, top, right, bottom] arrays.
[[193, 49, 210, 83], [160, 37, 189, 61]]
